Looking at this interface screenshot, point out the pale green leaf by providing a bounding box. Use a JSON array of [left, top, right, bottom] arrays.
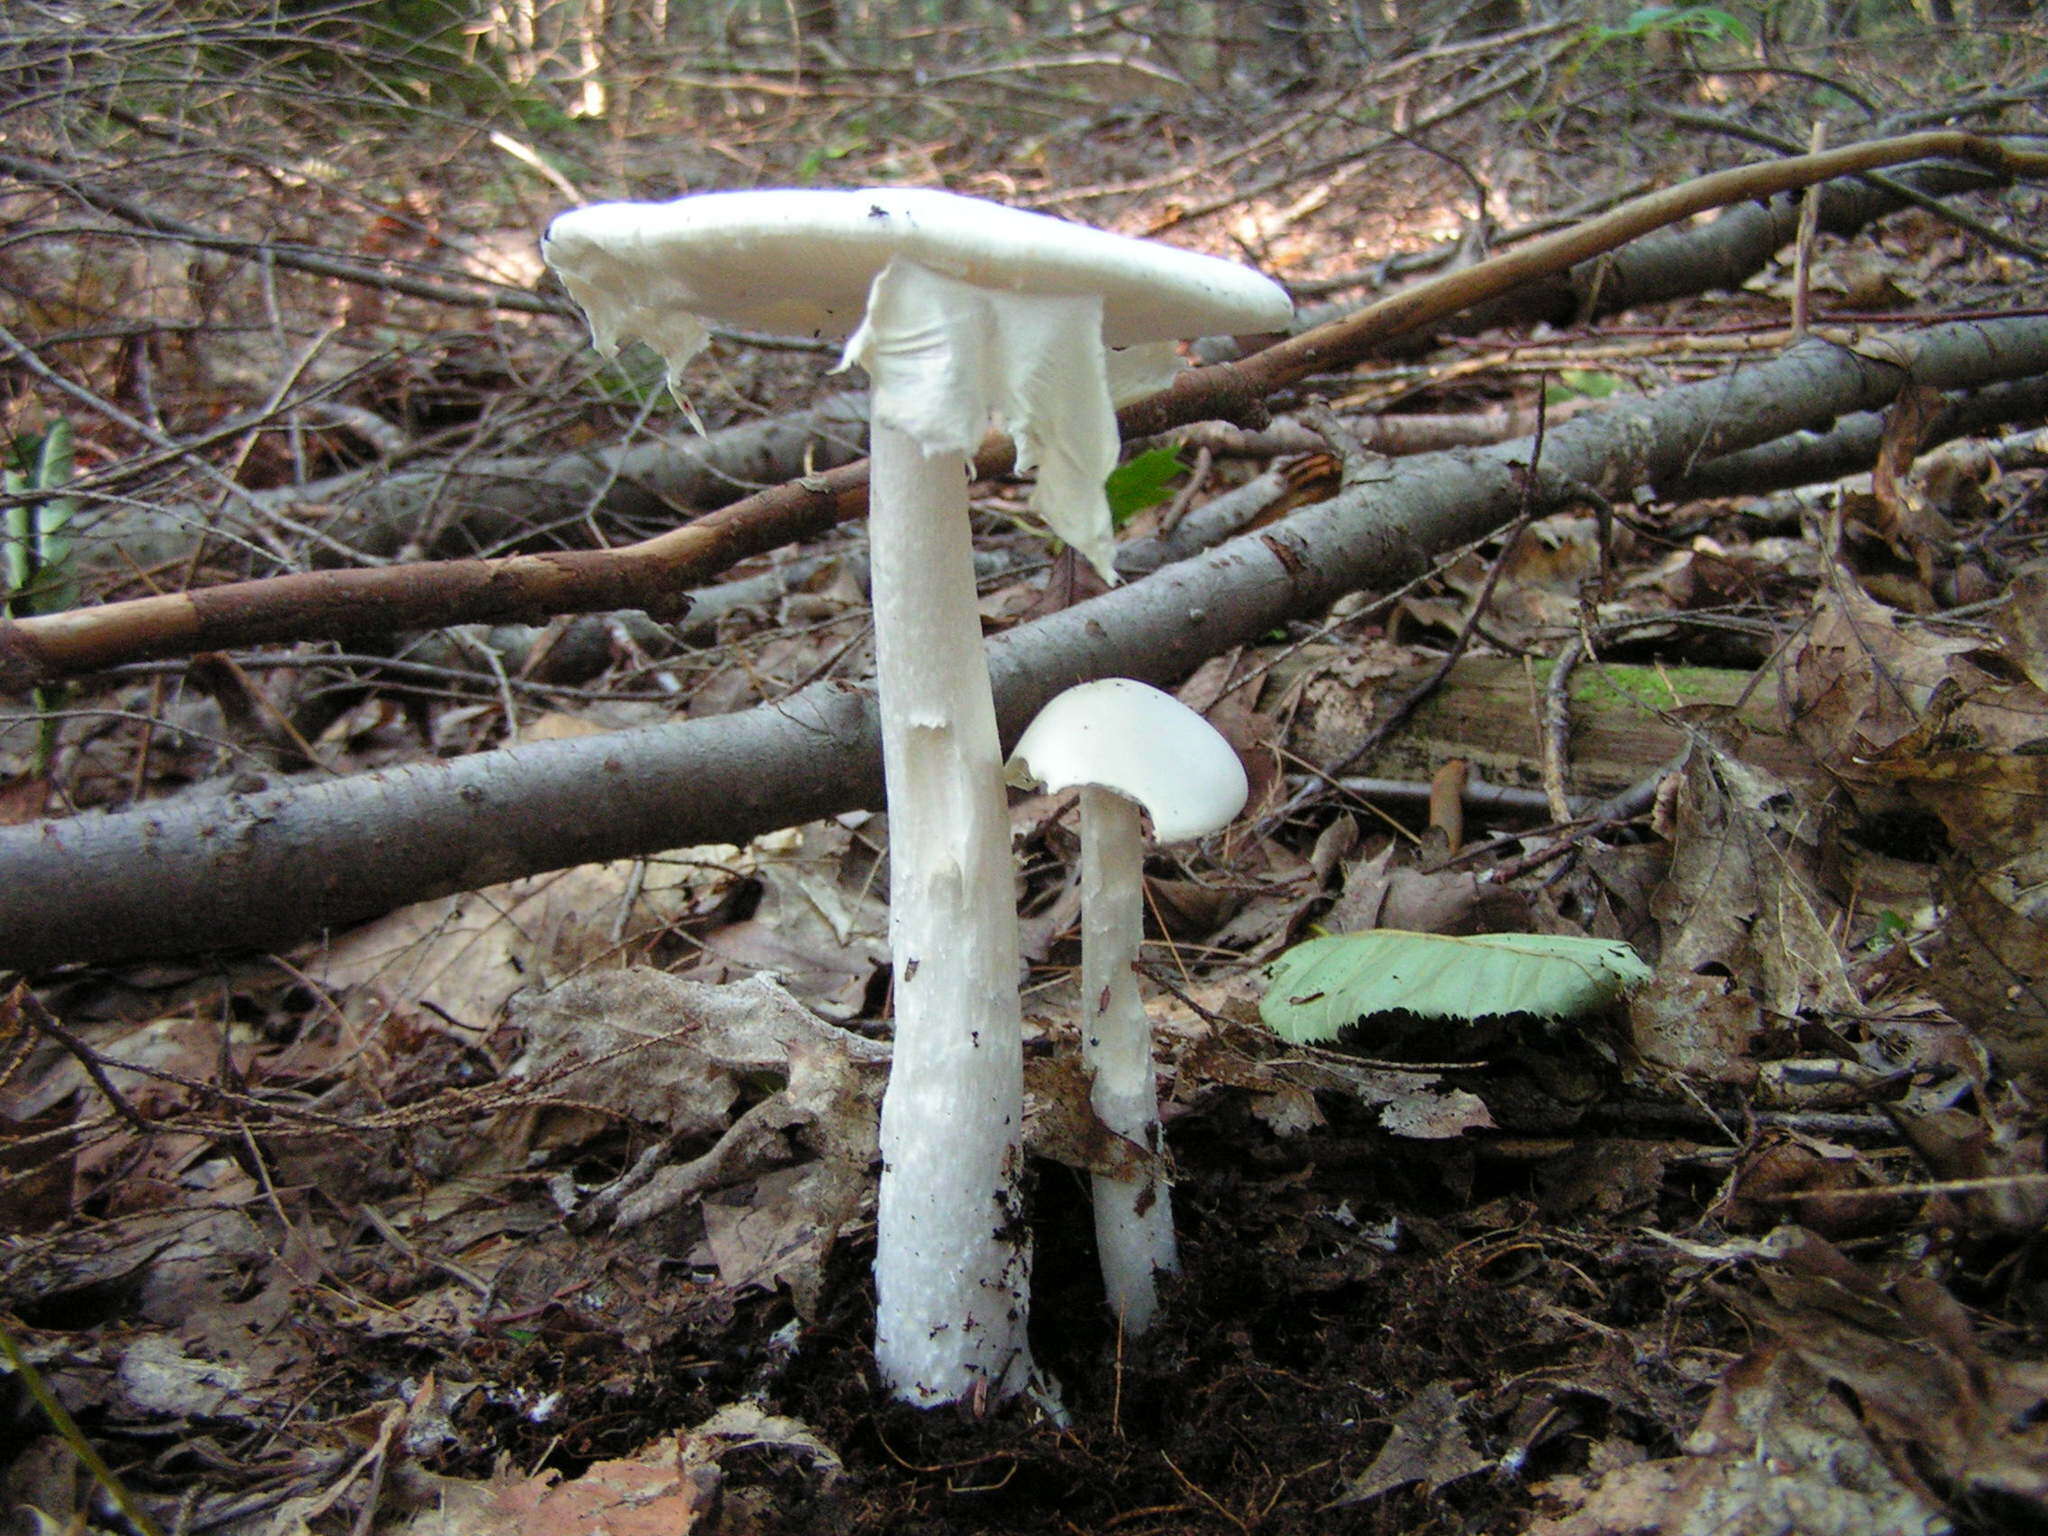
[[1259, 929, 1652, 1044], [4, 419, 77, 618]]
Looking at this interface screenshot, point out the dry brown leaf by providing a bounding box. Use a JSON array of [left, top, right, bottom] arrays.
[[1330, 1378, 1489, 1507], [1997, 565, 2048, 694], [689, 1402, 844, 1486], [307, 843, 753, 1026], [1780, 581, 1978, 805], [1249, 1085, 1325, 1136], [1886, 1102, 2048, 1236], [1529, 1344, 1948, 1535], [1167, 1012, 1492, 1141], [1024, 1050, 1148, 1179], [513, 970, 888, 1099], [416, 1436, 719, 1536], [1305, 1055, 1495, 1140], [504, 971, 885, 1319], [116, 1332, 291, 1423], [1844, 615, 2048, 1082], [1628, 970, 1760, 1086], [1717, 1133, 1891, 1237], [1837, 382, 1953, 609], [1732, 1256, 2048, 1511], [1534, 1139, 1674, 1221], [700, 1161, 866, 1315], [1649, 736, 1856, 1022], [693, 822, 888, 1018], [513, 970, 886, 1242], [387, 1408, 835, 1535], [0, 775, 48, 825], [1863, 673, 2048, 865], [1324, 850, 1530, 936]]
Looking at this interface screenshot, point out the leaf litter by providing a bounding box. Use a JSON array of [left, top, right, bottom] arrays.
[[7, 27, 2048, 1536]]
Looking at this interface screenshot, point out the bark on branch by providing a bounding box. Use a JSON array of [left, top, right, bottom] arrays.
[[5, 315, 2046, 971]]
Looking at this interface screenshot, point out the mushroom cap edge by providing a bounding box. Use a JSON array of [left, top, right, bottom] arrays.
[[541, 186, 1294, 356], [1007, 677, 1249, 844]]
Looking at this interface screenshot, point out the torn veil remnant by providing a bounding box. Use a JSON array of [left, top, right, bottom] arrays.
[[544, 188, 1290, 1406]]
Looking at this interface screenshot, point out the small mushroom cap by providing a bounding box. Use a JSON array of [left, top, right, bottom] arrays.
[[1007, 678, 1248, 844], [543, 187, 1294, 365]]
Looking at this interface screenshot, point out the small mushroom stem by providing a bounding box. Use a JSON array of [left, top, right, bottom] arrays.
[[869, 422, 1032, 1406], [1079, 782, 1177, 1336]]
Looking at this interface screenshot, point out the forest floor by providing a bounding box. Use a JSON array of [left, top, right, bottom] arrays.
[[6, 11, 2048, 1535]]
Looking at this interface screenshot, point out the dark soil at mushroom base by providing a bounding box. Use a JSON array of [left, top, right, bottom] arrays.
[[435, 1090, 1714, 1535]]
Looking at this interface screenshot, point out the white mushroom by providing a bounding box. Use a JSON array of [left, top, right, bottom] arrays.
[[1007, 678, 1248, 1336], [544, 188, 1290, 1405]]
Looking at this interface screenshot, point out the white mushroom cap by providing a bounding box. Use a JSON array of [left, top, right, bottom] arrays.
[[1007, 678, 1249, 844], [542, 187, 1294, 363], [542, 188, 1294, 581]]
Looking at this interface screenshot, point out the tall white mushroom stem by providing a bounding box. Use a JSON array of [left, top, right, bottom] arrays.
[[868, 422, 1032, 1406], [1078, 783, 1177, 1336]]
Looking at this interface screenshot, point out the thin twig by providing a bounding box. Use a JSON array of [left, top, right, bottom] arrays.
[[13, 986, 152, 1132], [1539, 635, 1583, 824]]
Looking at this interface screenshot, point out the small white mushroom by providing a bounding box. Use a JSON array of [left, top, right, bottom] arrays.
[[1008, 678, 1248, 1335], [544, 188, 1290, 1406]]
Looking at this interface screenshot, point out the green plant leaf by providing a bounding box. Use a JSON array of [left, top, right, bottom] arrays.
[[1103, 445, 1185, 528], [1588, 5, 1752, 47], [1259, 929, 1652, 1043], [1866, 909, 1913, 952], [1545, 369, 1623, 404], [796, 131, 868, 184], [4, 418, 78, 618], [2, 479, 28, 599]]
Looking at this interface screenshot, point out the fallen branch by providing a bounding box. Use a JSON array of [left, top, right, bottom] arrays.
[[1177, 130, 2048, 413], [1245, 138, 2040, 358], [6, 130, 2039, 690], [1663, 371, 2048, 501], [5, 314, 2044, 970]]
